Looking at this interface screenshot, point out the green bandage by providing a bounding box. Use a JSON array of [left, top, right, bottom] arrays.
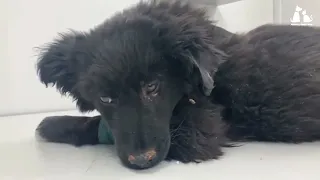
[[97, 117, 115, 144]]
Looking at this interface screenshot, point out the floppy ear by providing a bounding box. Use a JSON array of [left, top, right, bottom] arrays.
[[36, 31, 95, 112], [187, 48, 227, 96], [189, 54, 214, 96], [155, 4, 229, 96]]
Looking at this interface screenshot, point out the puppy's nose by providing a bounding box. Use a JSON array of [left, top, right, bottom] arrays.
[[128, 149, 157, 168]]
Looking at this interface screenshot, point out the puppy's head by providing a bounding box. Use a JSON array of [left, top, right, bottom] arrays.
[[37, 1, 227, 169]]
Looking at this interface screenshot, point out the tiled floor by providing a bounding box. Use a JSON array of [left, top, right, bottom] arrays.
[[0, 110, 319, 180]]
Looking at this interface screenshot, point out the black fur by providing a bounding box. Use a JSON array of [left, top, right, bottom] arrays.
[[37, 116, 100, 146], [214, 24, 320, 142], [36, 0, 320, 170]]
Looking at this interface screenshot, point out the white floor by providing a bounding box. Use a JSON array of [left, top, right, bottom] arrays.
[[0, 110, 319, 180]]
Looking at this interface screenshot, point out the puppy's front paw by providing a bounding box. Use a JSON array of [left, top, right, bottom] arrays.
[[166, 139, 224, 163], [166, 100, 227, 163], [35, 116, 100, 146]]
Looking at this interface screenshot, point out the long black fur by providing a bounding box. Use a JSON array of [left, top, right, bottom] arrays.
[[214, 24, 320, 142], [36, 0, 320, 169]]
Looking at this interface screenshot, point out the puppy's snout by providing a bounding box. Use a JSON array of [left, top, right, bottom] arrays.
[[128, 149, 157, 168]]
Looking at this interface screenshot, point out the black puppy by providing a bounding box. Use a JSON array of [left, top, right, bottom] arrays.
[[36, 0, 320, 170]]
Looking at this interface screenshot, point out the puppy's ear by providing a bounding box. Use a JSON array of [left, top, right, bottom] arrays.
[[36, 31, 95, 112], [189, 54, 214, 96], [158, 6, 229, 96], [188, 49, 226, 96]]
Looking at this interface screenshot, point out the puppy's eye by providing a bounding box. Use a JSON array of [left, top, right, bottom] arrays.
[[100, 97, 113, 104], [146, 81, 159, 94]]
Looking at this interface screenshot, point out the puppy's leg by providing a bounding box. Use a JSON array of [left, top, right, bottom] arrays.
[[36, 115, 100, 146], [166, 98, 228, 163]]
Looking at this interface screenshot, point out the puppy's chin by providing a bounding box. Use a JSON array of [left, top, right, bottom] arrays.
[[117, 140, 171, 170]]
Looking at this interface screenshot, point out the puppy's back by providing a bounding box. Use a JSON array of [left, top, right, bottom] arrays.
[[214, 24, 320, 142]]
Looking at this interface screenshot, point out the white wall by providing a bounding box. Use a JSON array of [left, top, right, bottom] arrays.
[[1, 0, 274, 116], [214, 0, 274, 33], [0, 0, 9, 115]]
